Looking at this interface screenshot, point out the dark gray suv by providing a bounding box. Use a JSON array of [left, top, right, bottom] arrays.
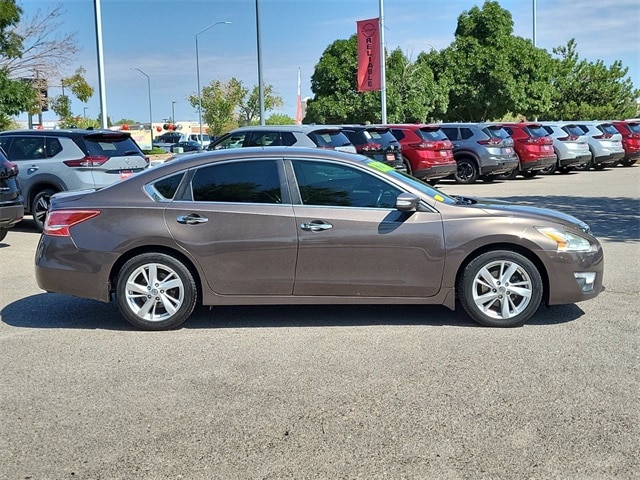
[[440, 123, 519, 184], [0, 129, 149, 231], [0, 149, 23, 242]]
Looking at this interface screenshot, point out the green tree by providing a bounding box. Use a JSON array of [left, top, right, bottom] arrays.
[[51, 67, 94, 127], [430, 0, 554, 121], [238, 84, 284, 126], [266, 113, 295, 125], [547, 39, 639, 120], [0, 0, 35, 130], [189, 78, 245, 137]]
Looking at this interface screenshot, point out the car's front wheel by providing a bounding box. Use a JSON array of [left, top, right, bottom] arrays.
[[116, 253, 197, 330], [457, 250, 543, 327], [31, 188, 56, 232]]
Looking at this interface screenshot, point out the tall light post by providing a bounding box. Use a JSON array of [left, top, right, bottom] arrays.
[[132, 67, 153, 148], [171, 101, 176, 124], [196, 21, 230, 147]]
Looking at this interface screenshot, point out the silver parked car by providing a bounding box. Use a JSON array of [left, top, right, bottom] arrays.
[[36, 147, 604, 331], [540, 122, 592, 174], [0, 129, 149, 231], [572, 121, 625, 170]]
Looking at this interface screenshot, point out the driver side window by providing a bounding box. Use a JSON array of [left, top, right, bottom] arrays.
[[292, 160, 401, 208]]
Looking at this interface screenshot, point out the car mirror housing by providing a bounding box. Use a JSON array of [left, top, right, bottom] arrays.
[[395, 193, 420, 212]]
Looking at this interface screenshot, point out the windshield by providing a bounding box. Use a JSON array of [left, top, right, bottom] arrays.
[[363, 159, 457, 205]]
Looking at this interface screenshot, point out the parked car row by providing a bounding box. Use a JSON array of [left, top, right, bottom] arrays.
[[202, 119, 638, 185]]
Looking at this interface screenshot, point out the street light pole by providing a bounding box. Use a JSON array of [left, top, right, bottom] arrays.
[[132, 67, 153, 148], [196, 21, 231, 147], [171, 101, 176, 124]]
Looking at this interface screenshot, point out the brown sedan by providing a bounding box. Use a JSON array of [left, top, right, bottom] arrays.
[[35, 147, 604, 330]]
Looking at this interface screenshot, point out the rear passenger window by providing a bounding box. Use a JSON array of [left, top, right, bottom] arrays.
[[191, 160, 281, 204], [390, 129, 405, 141], [460, 128, 473, 140], [45, 138, 63, 157], [148, 173, 185, 201], [281, 132, 297, 146], [440, 128, 458, 141]]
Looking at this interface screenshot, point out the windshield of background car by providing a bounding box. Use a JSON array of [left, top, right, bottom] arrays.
[[597, 124, 620, 135], [417, 128, 448, 141], [362, 158, 457, 205], [307, 130, 353, 149], [483, 126, 510, 140], [524, 125, 549, 138]]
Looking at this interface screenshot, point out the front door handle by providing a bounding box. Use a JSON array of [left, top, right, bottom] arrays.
[[177, 214, 208, 225], [300, 220, 333, 232]]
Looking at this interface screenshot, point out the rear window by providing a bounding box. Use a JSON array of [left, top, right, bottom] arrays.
[[562, 125, 584, 136], [417, 127, 448, 141], [524, 125, 549, 138], [307, 130, 352, 149], [81, 134, 143, 158], [597, 123, 619, 135], [626, 123, 640, 134], [483, 126, 511, 140]]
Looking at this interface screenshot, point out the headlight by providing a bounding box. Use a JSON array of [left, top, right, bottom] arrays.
[[536, 227, 591, 252]]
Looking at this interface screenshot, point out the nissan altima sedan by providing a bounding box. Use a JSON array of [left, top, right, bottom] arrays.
[[35, 147, 604, 330]]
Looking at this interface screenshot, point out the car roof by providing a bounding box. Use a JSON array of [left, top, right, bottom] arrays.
[[0, 128, 131, 138]]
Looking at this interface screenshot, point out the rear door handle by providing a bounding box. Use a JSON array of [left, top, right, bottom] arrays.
[[300, 220, 333, 232], [177, 214, 208, 225]]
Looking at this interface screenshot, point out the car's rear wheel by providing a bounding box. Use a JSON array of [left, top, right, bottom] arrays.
[[619, 158, 637, 167], [116, 253, 197, 330], [458, 250, 543, 327], [540, 163, 557, 175], [496, 168, 519, 180], [402, 156, 413, 176], [521, 170, 537, 179], [0, 227, 7, 242], [31, 188, 56, 232], [454, 158, 478, 184]]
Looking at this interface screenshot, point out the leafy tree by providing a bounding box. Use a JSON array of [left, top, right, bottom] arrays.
[[238, 84, 284, 126], [0, 0, 35, 129], [266, 113, 295, 125], [547, 39, 639, 120], [50, 67, 94, 127], [305, 35, 380, 124], [429, 0, 554, 121], [188, 78, 245, 137]]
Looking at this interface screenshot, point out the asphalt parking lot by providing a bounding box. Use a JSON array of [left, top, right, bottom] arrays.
[[1, 166, 638, 479]]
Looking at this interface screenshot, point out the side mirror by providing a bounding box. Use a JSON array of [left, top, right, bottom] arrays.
[[395, 192, 420, 212]]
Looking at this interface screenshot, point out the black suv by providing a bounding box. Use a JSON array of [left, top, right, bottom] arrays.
[[340, 125, 405, 171], [0, 129, 148, 231], [0, 149, 23, 242]]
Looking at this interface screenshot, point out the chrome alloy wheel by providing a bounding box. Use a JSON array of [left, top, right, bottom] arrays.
[[471, 259, 534, 320], [124, 262, 185, 322]]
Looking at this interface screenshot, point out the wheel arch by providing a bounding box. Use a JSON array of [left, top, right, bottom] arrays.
[[109, 245, 204, 305], [454, 242, 550, 305], [25, 179, 65, 211]]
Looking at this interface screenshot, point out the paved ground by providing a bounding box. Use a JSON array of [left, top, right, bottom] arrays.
[[1, 165, 638, 479]]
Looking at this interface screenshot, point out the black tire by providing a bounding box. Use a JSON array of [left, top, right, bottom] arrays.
[[574, 150, 593, 171], [496, 168, 519, 180], [402, 156, 413, 176], [619, 158, 637, 167], [428, 178, 439, 186], [457, 250, 543, 327], [454, 158, 478, 184], [480, 175, 495, 183], [0, 227, 7, 243], [558, 166, 572, 174], [521, 171, 537, 179], [31, 188, 56, 232], [540, 163, 557, 175], [116, 253, 197, 330]]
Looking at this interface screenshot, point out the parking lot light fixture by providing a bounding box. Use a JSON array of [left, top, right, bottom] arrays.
[[132, 67, 153, 146], [196, 21, 231, 147]]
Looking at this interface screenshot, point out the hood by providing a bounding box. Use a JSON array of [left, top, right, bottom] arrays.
[[456, 196, 592, 234]]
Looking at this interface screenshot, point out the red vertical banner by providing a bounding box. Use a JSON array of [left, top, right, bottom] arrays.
[[357, 18, 381, 92]]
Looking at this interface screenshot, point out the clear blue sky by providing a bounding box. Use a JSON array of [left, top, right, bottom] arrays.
[[15, 0, 640, 124]]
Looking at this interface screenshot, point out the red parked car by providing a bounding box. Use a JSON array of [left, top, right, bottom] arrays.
[[498, 122, 557, 179], [386, 124, 457, 183], [612, 120, 640, 167]]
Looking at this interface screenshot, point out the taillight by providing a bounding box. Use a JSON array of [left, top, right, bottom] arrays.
[[44, 210, 100, 237], [593, 134, 612, 140], [408, 141, 436, 149], [357, 143, 382, 152], [558, 135, 579, 141], [477, 138, 502, 146], [628, 133, 640, 139], [63, 155, 109, 167]]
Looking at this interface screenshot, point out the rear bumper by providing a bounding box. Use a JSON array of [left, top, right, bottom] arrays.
[[0, 202, 23, 228], [481, 158, 520, 176], [559, 152, 591, 168], [413, 164, 458, 180], [594, 151, 625, 166], [520, 156, 557, 172]]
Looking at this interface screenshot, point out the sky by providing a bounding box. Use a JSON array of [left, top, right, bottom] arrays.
[[14, 0, 640, 125]]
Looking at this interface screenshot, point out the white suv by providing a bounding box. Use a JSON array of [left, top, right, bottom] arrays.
[[0, 129, 149, 231], [573, 121, 625, 170]]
